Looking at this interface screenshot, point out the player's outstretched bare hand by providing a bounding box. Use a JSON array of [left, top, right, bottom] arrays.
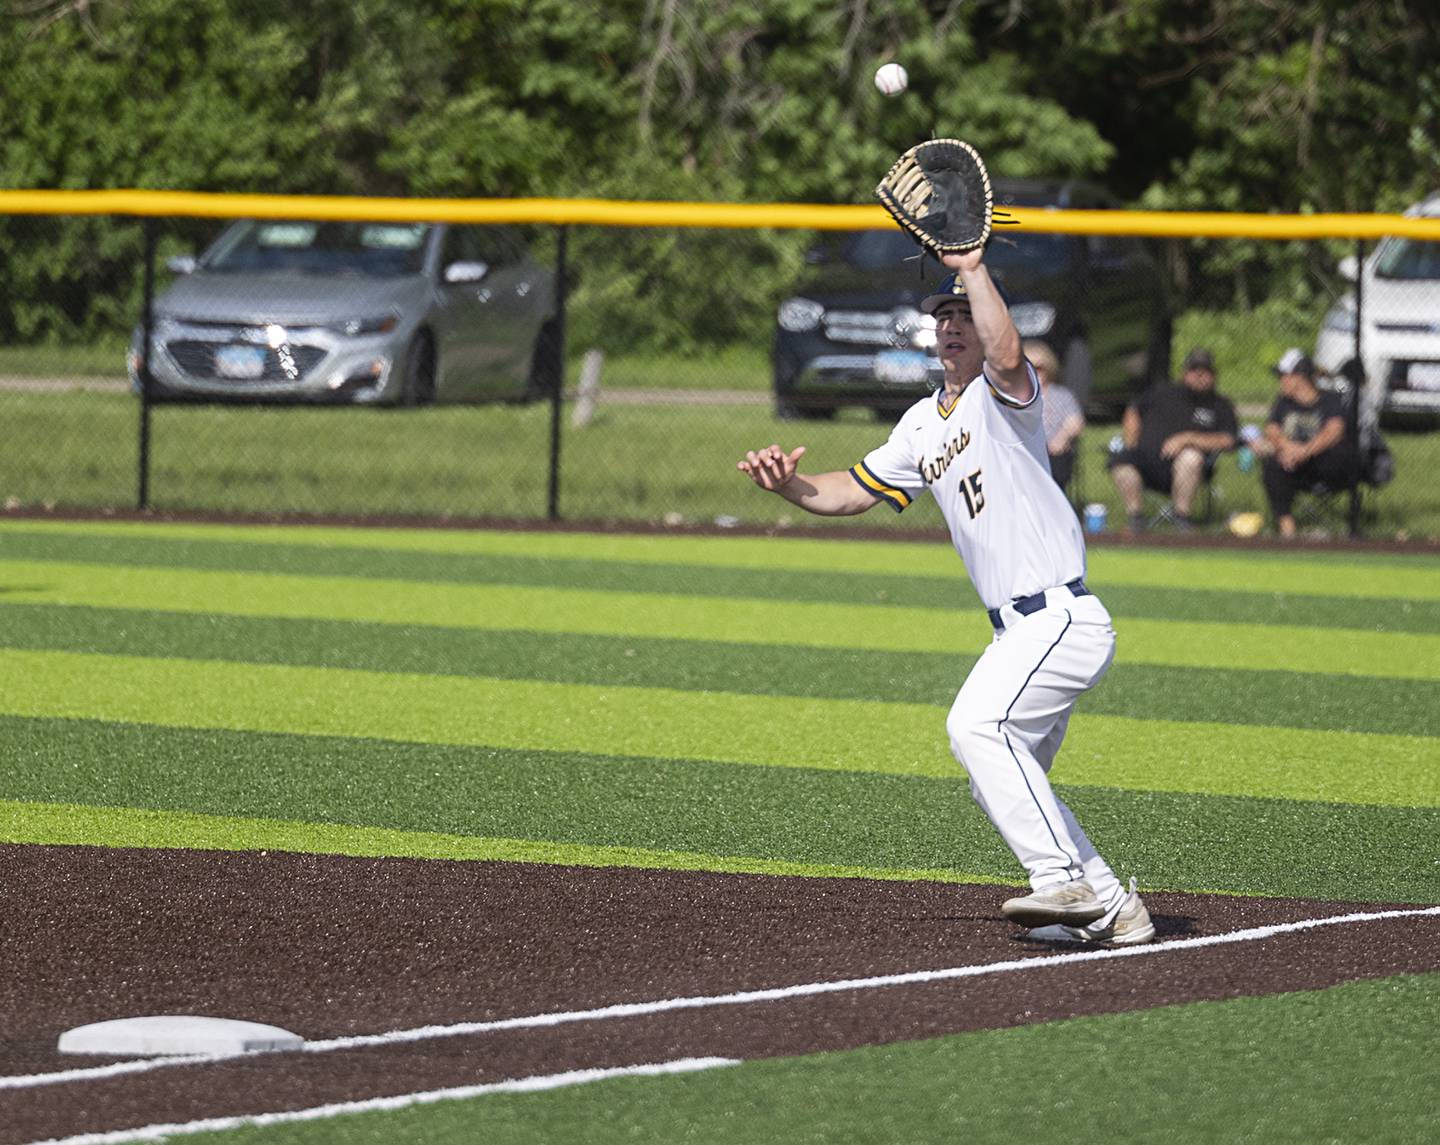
[[941, 249, 984, 273], [738, 444, 806, 492]]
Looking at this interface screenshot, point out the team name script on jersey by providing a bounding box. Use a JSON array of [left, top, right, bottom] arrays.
[[921, 429, 972, 485]]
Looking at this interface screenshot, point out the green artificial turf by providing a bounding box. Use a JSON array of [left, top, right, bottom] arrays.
[[10, 518, 1440, 585], [2, 647, 1435, 805], [7, 517, 1440, 597], [184, 974, 1440, 1145], [1, 519, 1437, 904], [3, 716, 1435, 901], [2, 517, 1437, 1144], [1, 602, 1434, 736], [3, 523, 1440, 632], [0, 799, 1008, 887], [4, 556, 1440, 677]]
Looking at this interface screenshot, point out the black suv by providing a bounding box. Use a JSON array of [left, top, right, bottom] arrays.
[[772, 179, 1171, 420]]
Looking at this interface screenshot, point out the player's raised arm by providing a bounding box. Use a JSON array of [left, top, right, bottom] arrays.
[[942, 249, 1031, 401], [737, 444, 881, 516]]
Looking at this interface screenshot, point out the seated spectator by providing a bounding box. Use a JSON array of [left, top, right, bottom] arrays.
[[1106, 347, 1238, 532], [1026, 340, 1085, 491], [1254, 348, 1359, 539]]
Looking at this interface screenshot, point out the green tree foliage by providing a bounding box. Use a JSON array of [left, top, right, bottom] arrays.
[[1125, 0, 1440, 317], [0, 0, 1436, 347]]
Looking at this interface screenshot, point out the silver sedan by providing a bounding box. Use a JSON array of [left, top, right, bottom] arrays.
[[129, 219, 558, 405]]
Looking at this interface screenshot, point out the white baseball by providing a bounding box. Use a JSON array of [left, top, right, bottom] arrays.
[[874, 63, 908, 96]]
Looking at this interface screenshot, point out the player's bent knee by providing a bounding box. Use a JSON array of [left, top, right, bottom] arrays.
[[946, 710, 998, 766]]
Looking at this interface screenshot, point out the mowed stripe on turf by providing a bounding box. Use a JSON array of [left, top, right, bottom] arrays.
[[0, 602, 1433, 737], [0, 649, 1435, 807], [2, 561, 1438, 679], [5, 520, 1438, 600], [1, 526, 1438, 632], [2, 717, 1435, 901], [0, 800, 1013, 887]]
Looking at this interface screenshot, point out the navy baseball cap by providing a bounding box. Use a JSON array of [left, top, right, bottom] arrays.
[[919, 272, 1009, 314], [1182, 347, 1217, 372], [919, 273, 968, 314]]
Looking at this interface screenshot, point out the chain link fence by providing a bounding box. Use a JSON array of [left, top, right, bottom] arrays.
[[0, 202, 1437, 543]]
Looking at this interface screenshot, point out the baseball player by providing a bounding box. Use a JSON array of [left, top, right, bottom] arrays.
[[738, 247, 1153, 946]]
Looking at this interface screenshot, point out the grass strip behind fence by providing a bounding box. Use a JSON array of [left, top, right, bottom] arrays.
[[4, 392, 1440, 535]]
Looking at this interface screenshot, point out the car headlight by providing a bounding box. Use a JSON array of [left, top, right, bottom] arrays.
[[332, 314, 400, 337], [889, 307, 936, 349], [777, 297, 824, 333], [1321, 303, 1357, 335], [912, 315, 937, 350], [1009, 302, 1056, 338]]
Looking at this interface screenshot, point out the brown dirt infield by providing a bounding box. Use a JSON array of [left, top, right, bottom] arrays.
[[2, 843, 1436, 1142]]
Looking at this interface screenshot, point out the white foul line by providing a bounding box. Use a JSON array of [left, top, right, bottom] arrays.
[[5, 904, 1438, 1096], [19, 1057, 739, 1145]]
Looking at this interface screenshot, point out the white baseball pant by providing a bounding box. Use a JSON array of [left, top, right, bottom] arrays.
[[946, 591, 1123, 909]]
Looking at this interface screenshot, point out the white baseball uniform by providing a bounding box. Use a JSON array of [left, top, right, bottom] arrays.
[[849, 364, 1126, 911]]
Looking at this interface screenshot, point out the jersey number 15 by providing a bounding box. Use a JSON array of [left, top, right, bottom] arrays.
[[959, 468, 985, 519]]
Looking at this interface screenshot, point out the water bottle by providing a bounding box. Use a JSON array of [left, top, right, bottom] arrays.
[[1237, 424, 1261, 473]]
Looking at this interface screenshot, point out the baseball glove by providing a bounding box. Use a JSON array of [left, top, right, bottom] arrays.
[[874, 138, 1015, 255]]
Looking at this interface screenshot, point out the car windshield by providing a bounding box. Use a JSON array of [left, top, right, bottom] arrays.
[[204, 221, 432, 276], [1374, 237, 1440, 281], [839, 229, 1070, 271]]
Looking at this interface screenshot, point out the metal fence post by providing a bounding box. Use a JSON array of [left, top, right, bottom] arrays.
[[137, 217, 157, 510], [546, 225, 568, 522], [1348, 237, 1364, 537]]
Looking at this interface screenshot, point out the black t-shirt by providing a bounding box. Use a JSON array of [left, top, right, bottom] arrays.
[[1267, 389, 1346, 444], [1134, 383, 1239, 456]]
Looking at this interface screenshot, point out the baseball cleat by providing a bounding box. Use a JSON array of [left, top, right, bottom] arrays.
[[1000, 879, 1107, 927], [1025, 879, 1156, 947]]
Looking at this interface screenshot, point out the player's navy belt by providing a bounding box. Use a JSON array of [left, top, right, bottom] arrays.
[[988, 578, 1091, 630]]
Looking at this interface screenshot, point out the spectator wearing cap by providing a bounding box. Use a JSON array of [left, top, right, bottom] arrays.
[[1255, 348, 1359, 539], [1106, 347, 1239, 532], [1024, 340, 1085, 491]]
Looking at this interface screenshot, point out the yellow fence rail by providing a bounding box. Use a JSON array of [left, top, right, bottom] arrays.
[[1, 189, 1439, 241]]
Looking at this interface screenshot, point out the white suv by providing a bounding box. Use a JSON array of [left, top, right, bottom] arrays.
[[1315, 193, 1440, 425]]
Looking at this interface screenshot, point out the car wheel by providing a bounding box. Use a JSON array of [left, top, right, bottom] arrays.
[[399, 333, 436, 407], [525, 316, 563, 401], [1062, 336, 1093, 407]]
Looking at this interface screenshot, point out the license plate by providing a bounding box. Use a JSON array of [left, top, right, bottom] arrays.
[[1407, 362, 1440, 391], [214, 344, 267, 379], [874, 350, 932, 385]]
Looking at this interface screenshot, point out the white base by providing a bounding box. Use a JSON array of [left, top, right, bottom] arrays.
[[58, 1015, 304, 1057]]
